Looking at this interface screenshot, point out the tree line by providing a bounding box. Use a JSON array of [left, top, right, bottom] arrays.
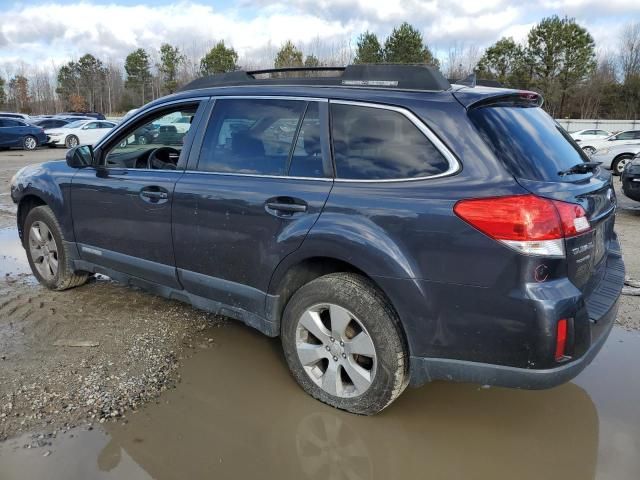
[[0, 18, 638, 119]]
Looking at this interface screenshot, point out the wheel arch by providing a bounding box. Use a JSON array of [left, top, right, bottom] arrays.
[[267, 255, 409, 351], [17, 194, 47, 242]]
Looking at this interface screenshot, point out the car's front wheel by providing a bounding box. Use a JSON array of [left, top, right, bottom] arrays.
[[281, 273, 408, 415], [65, 135, 79, 148], [23, 135, 37, 151], [24, 206, 89, 290]]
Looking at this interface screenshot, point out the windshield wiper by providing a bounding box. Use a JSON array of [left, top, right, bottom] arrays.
[[558, 162, 600, 176]]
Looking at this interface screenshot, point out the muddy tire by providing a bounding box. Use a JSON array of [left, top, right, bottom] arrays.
[[23, 205, 88, 291], [281, 273, 408, 415]]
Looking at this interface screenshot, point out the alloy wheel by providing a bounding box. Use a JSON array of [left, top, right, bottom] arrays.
[[24, 136, 37, 150], [28, 221, 59, 281], [295, 304, 377, 398]]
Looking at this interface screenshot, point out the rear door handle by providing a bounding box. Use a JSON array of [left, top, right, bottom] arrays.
[[141, 191, 168, 200], [265, 202, 307, 213], [140, 187, 169, 203]]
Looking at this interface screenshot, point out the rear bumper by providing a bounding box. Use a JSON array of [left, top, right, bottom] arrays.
[[408, 251, 624, 389], [409, 298, 617, 388]]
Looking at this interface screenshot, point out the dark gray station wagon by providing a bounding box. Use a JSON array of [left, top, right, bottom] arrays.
[[11, 65, 624, 414]]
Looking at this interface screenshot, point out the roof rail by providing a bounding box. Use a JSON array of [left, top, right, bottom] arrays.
[[249, 66, 346, 76], [178, 64, 451, 92]]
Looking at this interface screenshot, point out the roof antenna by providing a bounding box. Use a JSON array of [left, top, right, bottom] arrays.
[[458, 73, 477, 88]]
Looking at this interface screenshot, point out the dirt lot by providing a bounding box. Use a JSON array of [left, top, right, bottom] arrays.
[[0, 149, 224, 441], [1, 148, 640, 479]]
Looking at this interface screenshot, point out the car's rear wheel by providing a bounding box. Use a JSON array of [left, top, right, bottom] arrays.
[[582, 146, 596, 155], [23, 135, 37, 151], [65, 135, 79, 148], [281, 273, 408, 415], [24, 206, 89, 290], [613, 155, 632, 176]]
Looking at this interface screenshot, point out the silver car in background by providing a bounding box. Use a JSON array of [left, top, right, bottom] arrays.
[[590, 143, 640, 175]]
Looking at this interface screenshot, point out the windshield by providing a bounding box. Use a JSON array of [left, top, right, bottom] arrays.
[[64, 120, 86, 129], [469, 105, 591, 182]]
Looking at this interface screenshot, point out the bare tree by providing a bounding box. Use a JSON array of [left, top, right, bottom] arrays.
[[619, 21, 640, 83]]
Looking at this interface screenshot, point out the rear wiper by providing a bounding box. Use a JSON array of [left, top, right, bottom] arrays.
[[558, 162, 600, 176]]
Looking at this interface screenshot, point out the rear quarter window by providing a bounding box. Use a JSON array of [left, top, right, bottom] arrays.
[[469, 105, 591, 182], [330, 103, 450, 180]]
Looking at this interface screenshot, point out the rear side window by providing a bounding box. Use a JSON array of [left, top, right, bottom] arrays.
[[469, 106, 591, 182], [330, 104, 450, 180], [198, 99, 305, 175]]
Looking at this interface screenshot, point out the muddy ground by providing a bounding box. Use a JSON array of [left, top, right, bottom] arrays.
[[0, 149, 225, 440], [1, 149, 640, 479]]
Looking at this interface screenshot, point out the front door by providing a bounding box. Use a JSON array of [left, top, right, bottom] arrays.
[[70, 101, 206, 287], [172, 98, 333, 319]]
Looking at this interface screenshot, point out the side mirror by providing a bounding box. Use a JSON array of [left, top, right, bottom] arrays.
[[66, 145, 94, 168]]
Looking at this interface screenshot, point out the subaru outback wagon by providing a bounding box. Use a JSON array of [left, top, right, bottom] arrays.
[[11, 65, 624, 414]]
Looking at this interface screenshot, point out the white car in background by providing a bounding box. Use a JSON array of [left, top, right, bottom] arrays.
[[570, 129, 611, 143], [579, 129, 640, 155], [590, 143, 640, 175], [45, 119, 117, 148]]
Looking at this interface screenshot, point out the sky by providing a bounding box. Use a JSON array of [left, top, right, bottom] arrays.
[[0, 0, 639, 71]]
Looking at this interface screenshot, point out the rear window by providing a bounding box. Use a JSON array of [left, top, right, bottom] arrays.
[[469, 106, 591, 182]]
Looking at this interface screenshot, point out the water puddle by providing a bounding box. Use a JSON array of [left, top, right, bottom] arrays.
[[0, 227, 33, 280], [1, 324, 639, 479]]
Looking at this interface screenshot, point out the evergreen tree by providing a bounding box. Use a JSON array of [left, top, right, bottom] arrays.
[[354, 31, 383, 64], [200, 41, 238, 75]]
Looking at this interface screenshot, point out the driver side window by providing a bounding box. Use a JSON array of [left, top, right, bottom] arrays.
[[104, 104, 199, 170]]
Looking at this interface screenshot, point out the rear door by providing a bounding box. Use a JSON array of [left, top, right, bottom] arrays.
[[172, 97, 333, 318]]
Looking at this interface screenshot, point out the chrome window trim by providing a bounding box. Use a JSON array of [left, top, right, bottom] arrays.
[[211, 95, 328, 102], [95, 95, 459, 182], [329, 99, 461, 183]]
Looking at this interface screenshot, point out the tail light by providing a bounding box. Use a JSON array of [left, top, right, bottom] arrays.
[[453, 194, 590, 257], [555, 319, 568, 361]]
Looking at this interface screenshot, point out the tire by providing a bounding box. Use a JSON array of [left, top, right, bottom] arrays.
[[582, 146, 596, 155], [612, 155, 632, 176], [119, 139, 128, 148], [23, 135, 37, 151], [281, 273, 408, 415], [23, 205, 89, 291], [138, 136, 148, 145], [65, 135, 79, 148]]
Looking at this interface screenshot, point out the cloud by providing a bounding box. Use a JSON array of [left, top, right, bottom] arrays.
[[0, 0, 637, 69]]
